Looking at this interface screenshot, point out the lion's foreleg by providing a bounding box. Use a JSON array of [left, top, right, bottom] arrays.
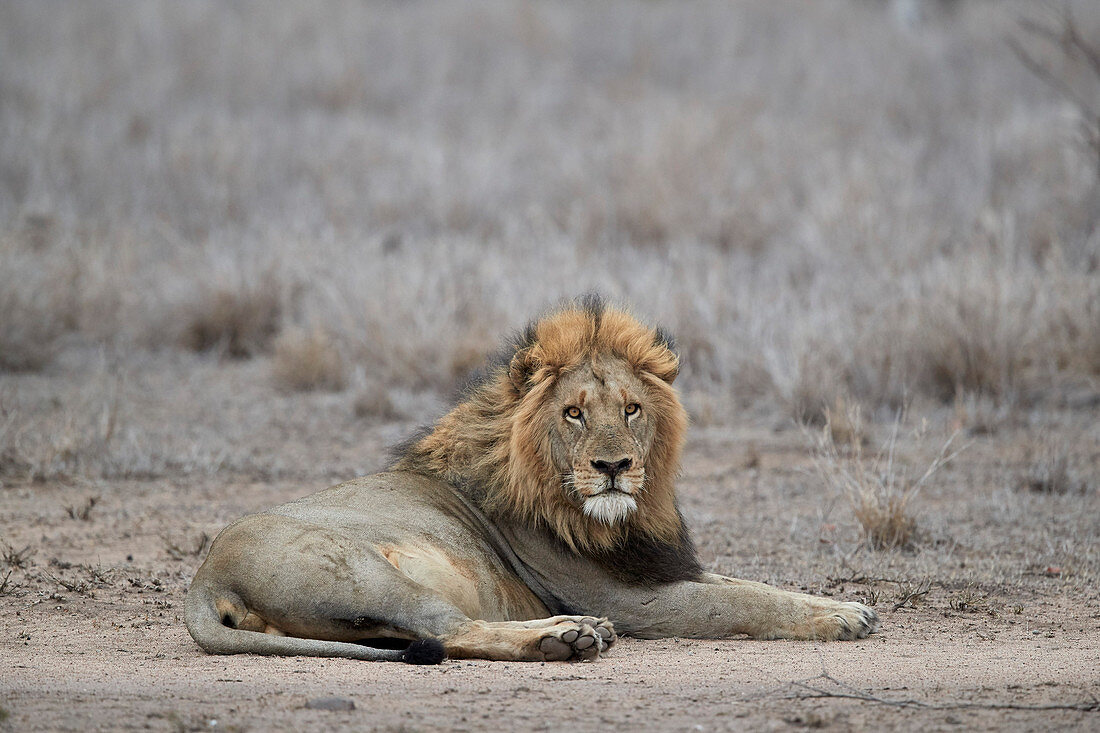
[[608, 574, 878, 641]]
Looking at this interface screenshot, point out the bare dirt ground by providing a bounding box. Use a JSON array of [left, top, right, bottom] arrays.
[[2, 365, 1098, 731]]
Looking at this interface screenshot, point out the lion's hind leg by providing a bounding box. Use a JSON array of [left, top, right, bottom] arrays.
[[440, 616, 615, 661]]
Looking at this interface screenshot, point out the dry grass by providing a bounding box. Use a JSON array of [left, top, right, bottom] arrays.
[[272, 326, 346, 392], [813, 418, 964, 551]]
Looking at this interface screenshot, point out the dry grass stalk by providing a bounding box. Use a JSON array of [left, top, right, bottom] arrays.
[[1, 542, 35, 569], [64, 495, 99, 521], [163, 532, 210, 561], [813, 418, 964, 551], [272, 327, 346, 392], [891, 579, 933, 612], [824, 396, 867, 450], [948, 586, 993, 615]]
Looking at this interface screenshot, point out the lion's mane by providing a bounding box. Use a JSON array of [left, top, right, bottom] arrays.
[[393, 297, 700, 583]]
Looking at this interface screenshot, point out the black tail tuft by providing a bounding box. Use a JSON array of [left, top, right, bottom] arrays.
[[402, 638, 446, 665]]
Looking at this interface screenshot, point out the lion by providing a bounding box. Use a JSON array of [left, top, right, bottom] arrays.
[[185, 297, 878, 664]]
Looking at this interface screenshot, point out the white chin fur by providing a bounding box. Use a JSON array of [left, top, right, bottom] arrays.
[[582, 492, 638, 524]]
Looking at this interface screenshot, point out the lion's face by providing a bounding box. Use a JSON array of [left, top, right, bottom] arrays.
[[548, 353, 658, 525]]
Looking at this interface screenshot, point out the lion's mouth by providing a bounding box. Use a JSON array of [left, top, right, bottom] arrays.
[[581, 491, 638, 524]]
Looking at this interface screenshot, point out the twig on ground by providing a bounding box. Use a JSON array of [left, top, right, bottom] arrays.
[[162, 532, 210, 561], [39, 570, 91, 595], [0, 569, 13, 595], [771, 670, 1100, 713], [2, 542, 35, 569], [891, 579, 933, 612]]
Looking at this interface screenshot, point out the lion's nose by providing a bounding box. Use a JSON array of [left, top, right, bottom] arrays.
[[591, 457, 632, 477]]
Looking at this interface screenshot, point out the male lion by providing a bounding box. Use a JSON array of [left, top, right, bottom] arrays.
[[186, 298, 878, 663]]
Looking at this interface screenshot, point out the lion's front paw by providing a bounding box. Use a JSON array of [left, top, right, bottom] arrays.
[[582, 616, 617, 650], [815, 601, 879, 640], [537, 618, 615, 661]]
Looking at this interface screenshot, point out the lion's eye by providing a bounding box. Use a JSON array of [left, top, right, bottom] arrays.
[[564, 406, 583, 421], [625, 403, 641, 417]]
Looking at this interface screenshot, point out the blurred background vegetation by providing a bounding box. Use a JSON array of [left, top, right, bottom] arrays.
[[1, 0, 1098, 482]]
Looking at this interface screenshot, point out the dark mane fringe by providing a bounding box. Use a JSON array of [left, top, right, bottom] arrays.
[[584, 519, 702, 586], [386, 424, 434, 468], [388, 320, 537, 468]]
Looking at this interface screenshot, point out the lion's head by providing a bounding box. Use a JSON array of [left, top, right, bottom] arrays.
[[394, 297, 693, 569]]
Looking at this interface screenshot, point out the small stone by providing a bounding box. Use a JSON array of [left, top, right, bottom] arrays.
[[305, 697, 356, 711]]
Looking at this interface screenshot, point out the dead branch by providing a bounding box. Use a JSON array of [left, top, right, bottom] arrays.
[[1010, 4, 1100, 178]]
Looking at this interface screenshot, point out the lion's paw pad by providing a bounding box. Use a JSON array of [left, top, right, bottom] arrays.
[[579, 616, 616, 649], [538, 619, 614, 661]]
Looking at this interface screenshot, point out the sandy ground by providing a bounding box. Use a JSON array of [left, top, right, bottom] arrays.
[[3, 424, 1099, 732]]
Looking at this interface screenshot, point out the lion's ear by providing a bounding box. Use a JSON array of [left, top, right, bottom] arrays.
[[653, 359, 679, 385], [509, 347, 538, 393], [651, 328, 679, 384]]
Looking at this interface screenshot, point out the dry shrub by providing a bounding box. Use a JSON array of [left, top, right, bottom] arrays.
[[848, 486, 918, 552], [1019, 434, 1091, 495], [914, 295, 1031, 403], [950, 393, 1015, 436], [1009, 4, 1100, 181], [788, 351, 847, 427], [812, 419, 962, 551], [1047, 274, 1100, 378], [272, 327, 346, 392], [862, 264, 1100, 409], [352, 388, 400, 420], [181, 274, 283, 358], [0, 288, 64, 372], [0, 237, 67, 372]]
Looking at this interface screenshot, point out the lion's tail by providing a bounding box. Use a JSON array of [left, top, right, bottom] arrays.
[[184, 584, 445, 665]]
